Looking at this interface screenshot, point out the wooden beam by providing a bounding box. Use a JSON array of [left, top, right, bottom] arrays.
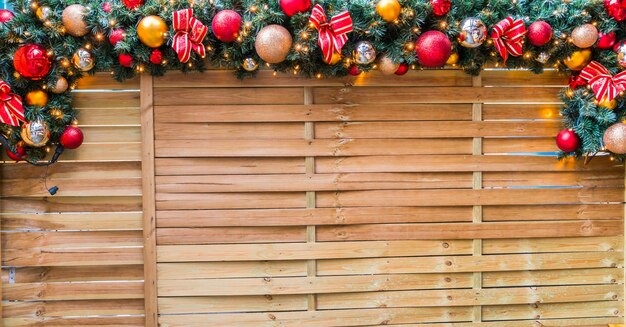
[[140, 74, 157, 326], [472, 74, 483, 324]]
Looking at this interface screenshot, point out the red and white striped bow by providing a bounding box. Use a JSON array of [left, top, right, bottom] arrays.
[[580, 61, 626, 102], [491, 16, 526, 63], [0, 80, 24, 127], [309, 4, 353, 64], [172, 9, 208, 63]]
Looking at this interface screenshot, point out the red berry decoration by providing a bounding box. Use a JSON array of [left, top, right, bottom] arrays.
[[430, 0, 450, 16], [150, 49, 163, 65], [416, 31, 451, 68], [60, 126, 84, 149], [280, 0, 311, 17], [118, 53, 133, 67], [0, 9, 15, 23], [6, 145, 26, 162], [212, 10, 242, 43], [568, 73, 587, 89], [527, 21, 553, 46], [395, 63, 409, 75], [556, 129, 581, 152], [348, 65, 361, 76], [13, 44, 52, 81], [122, 0, 144, 10], [605, 0, 626, 21], [109, 29, 126, 46], [102, 2, 112, 13], [596, 31, 616, 49]]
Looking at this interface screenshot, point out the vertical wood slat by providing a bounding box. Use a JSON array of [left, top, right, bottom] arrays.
[[304, 87, 317, 311], [141, 74, 158, 326], [472, 74, 483, 323]]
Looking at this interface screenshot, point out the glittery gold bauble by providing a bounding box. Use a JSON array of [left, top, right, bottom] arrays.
[[603, 123, 626, 154], [25, 90, 49, 107], [598, 98, 618, 110], [571, 24, 598, 48], [36, 6, 52, 21], [62, 4, 89, 37], [20, 118, 50, 147], [242, 57, 259, 71], [446, 52, 459, 65], [137, 15, 168, 48], [324, 52, 342, 65], [72, 48, 95, 71], [378, 54, 400, 75], [255, 25, 292, 64], [49, 77, 69, 94], [353, 41, 376, 65], [564, 49, 592, 71], [376, 0, 401, 22]]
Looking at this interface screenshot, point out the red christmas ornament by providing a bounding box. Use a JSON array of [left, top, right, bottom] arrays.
[[109, 29, 126, 46], [122, 0, 144, 10], [102, 2, 112, 13], [597, 31, 616, 49], [280, 0, 311, 17], [568, 73, 587, 89], [527, 21, 552, 46], [605, 0, 626, 21], [395, 63, 409, 75], [430, 0, 450, 16], [0, 9, 15, 23], [556, 129, 581, 152], [211, 10, 242, 43], [13, 44, 52, 81], [60, 126, 84, 149], [150, 49, 163, 65], [416, 31, 451, 68], [118, 54, 133, 67], [6, 145, 26, 162], [348, 65, 361, 76]]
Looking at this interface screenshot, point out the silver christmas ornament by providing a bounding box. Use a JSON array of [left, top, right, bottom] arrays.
[[536, 52, 550, 64], [458, 17, 487, 48], [353, 41, 376, 65], [36, 6, 52, 21], [242, 57, 259, 72], [20, 118, 50, 147], [72, 48, 94, 71], [616, 41, 626, 68]]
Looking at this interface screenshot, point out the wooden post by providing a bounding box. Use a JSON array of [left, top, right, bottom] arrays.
[[472, 74, 483, 323], [140, 74, 158, 326], [304, 87, 317, 312]]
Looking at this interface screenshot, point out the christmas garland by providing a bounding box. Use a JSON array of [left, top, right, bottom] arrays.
[[1, 0, 626, 163]]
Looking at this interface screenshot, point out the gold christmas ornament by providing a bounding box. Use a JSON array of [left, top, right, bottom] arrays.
[[21, 118, 50, 147], [137, 15, 168, 48], [242, 57, 259, 71], [458, 17, 487, 48], [563, 49, 592, 71], [255, 25, 292, 64], [376, 0, 401, 23], [598, 98, 618, 110], [49, 77, 69, 94], [603, 123, 626, 154], [36, 6, 52, 21], [571, 24, 598, 48], [353, 41, 376, 65], [25, 90, 49, 107], [324, 52, 342, 65], [72, 48, 95, 71], [446, 52, 459, 65], [378, 54, 400, 75], [62, 4, 89, 37], [536, 52, 550, 64]]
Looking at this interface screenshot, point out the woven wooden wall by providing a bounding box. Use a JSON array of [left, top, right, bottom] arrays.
[[150, 70, 624, 326], [0, 76, 144, 325]]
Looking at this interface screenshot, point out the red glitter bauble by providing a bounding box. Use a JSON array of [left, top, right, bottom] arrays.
[[605, 0, 626, 21], [416, 31, 451, 68], [122, 0, 144, 10], [150, 49, 163, 65], [212, 10, 242, 43], [102, 2, 112, 12], [13, 44, 52, 81], [0, 9, 15, 23], [60, 126, 84, 149], [118, 53, 133, 67], [109, 29, 126, 46], [527, 21, 553, 46]]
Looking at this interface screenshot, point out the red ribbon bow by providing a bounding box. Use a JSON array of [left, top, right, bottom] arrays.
[[491, 16, 526, 63], [309, 4, 353, 64], [172, 9, 208, 63], [580, 61, 626, 102], [0, 80, 24, 127]]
